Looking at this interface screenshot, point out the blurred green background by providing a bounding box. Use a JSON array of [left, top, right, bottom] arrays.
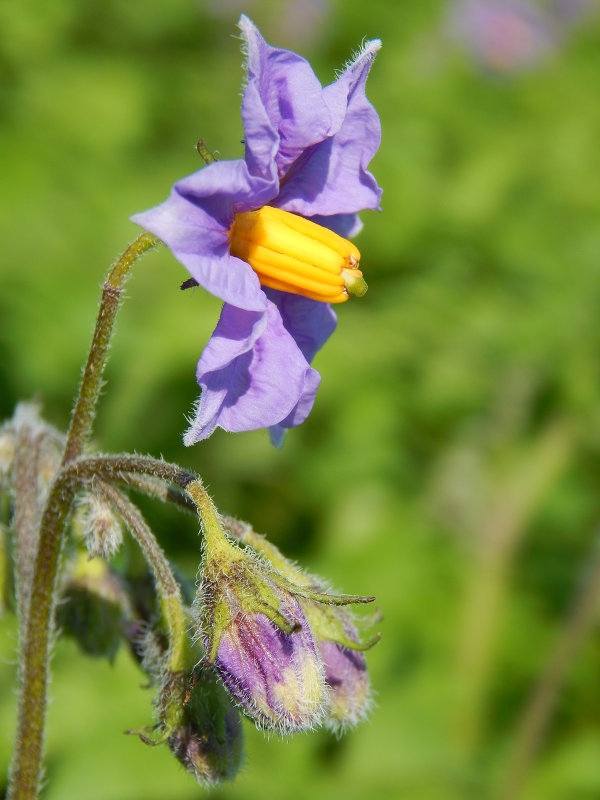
[[2, 0, 600, 798]]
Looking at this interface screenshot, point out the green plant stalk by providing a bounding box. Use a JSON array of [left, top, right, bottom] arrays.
[[9, 234, 159, 800], [184, 479, 223, 552], [8, 470, 76, 800], [96, 482, 189, 741], [8, 457, 193, 798], [12, 423, 44, 631], [62, 232, 158, 465]]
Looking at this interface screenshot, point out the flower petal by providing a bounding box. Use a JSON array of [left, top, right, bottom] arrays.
[[215, 594, 325, 731], [239, 14, 333, 180], [184, 300, 318, 443], [310, 212, 363, 238], [265, 291, 336, 445], [132, 159, 275, 311], [275, 40, 382, 217], [266, 290, 337, 364], [268, 368, 321, 448]]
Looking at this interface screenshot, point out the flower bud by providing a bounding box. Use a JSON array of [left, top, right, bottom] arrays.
[[168, 667, 243, 785], [214, 589, 325, 732], [79, 493, 123, 560], [315, 619, 371, 733], [195, 504, 326, 732], [223, 519, 378, 731], [58, 553, 129, 660]]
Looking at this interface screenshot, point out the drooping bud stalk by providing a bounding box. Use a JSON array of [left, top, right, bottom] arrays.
[[223, 518, 379, 731], [8, 236, 161, 800], [121, 573, 244, 785], [229, 206, 367, 303], [186, 481, 327, 733], [95, 482, 189, 745], [57, 552, 129, 660], [168, 665, 243, 785]]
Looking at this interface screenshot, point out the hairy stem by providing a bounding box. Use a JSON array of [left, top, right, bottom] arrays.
[[12, 422, 44, 631], [62, 232, 158, 464], [8, 451, 194, 798], [8, 471, 76, 800], [9, 234, 158, 800], [184, 479, 221, 548], [96, 482, 188, 738], [68, 453, 195, 490], [119, 472, 197, 514]]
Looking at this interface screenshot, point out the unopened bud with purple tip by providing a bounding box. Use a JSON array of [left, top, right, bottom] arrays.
[[213, 588, 325, 732], [223, 518, 379, 732], [188, 484, 327, 733], [309, 611, 373, 733]]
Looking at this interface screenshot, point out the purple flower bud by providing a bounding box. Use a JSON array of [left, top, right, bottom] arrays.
[[319, 630, 371, 733], [221, 518, 378, 731], [214, 590, 325, 732], [195, 505, 327, 732]]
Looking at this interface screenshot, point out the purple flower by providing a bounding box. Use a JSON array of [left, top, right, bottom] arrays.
[[132, 16, 381, 444]]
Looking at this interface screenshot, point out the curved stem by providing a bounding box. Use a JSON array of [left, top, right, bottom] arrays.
[[69, 453, 195, 490], [96, 482, 189, 741], [8, 451, 194, 798], [8, 472, 76, 800], [8, 234, 159, 800], [62, 232, 158, 464]]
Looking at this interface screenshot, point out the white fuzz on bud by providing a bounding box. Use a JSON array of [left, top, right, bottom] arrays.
[[80, 493, 123, 560]]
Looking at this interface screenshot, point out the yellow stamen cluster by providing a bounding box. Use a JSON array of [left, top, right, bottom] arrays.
[[229, 206, 367, 304]]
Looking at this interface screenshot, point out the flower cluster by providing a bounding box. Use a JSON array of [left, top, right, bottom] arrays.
[[193, 495, 378, 734], [133, 16, 381, 445]]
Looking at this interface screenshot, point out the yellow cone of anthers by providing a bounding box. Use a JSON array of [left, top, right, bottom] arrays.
[[229, 205, 367, 304]]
